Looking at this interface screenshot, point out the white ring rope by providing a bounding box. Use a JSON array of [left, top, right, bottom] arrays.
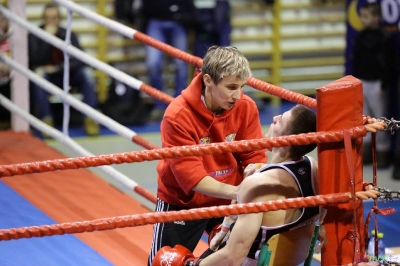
[[52, 0, 138, 39], [62, 8, 73, 136], [0, 54, 137, 141], [0, 93, 139, 192], [0, 6, 143, 92], [0, 5, 160, 204]]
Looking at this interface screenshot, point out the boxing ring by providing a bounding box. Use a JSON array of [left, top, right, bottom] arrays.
[[0, 1, 399, 265]]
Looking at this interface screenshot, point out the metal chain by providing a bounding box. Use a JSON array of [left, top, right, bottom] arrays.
[[378, 117, 400, 135], [373, 187, 400, 203], [364, 187, 399, 265], [372, 258, 400, 266]]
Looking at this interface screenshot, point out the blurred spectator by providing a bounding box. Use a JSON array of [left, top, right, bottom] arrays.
[[114, 0, 136, 25], [352, 2, 395, 168], [113, 0, 146, 30], [0, 12, 11, 129], [142, 0, 196, 121], [28, 3, 99, 136], [391, 32, 400, 180], [101, 73, 151, 126], [193, 0, 231, 58]]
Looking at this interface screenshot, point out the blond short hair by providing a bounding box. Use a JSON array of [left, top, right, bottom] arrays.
[[202, 46, 251, 84]]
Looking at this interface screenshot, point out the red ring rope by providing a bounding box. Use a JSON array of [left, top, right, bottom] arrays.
[[0, 127, 367, 177], [0, 192, 352, 241]]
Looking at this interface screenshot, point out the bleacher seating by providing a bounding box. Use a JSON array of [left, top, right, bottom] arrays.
[[1, 0, 346, 106]]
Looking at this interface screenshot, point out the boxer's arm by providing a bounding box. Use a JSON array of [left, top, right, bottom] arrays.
[[199, 178, 263, 266], [208, 199, 238, 251], [208, 215, 237, 251], [199, 212, 262, 266]]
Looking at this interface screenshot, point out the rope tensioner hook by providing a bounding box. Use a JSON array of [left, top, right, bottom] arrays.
[[374, 187, 400, 203], [379, 117, 400, 135]]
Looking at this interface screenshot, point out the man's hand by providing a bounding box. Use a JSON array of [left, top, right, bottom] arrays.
[[209, 226, 230, 251], [209, 215, 237, 251], [0, 63, 10, 77], [44, 24, 58, 35], [244, 163, 264, 178], [35, 65, 59, 76], [44, 65, 59, 74]]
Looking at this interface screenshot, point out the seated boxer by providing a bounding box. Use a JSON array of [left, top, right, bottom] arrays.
[[151, 105, 384, 266]]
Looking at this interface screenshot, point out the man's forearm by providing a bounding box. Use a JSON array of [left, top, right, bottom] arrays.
[[192, 176, 238, 200]]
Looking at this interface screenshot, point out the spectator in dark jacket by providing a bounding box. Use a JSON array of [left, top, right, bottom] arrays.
[[193, 0, 231, 58], [29, 3, 99, 136], [352, 2, 395, 168], [391, 32, 400, 180], [0, 12, 11, 128]]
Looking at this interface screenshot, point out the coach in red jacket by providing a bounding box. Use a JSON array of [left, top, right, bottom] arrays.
[[148, 46, 267, 266]]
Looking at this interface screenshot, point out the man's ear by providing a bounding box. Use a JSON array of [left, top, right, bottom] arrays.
[[203, 74, 212, 87]]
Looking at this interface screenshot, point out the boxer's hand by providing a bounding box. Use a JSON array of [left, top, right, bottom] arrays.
[[44, 24, 58, 35], [209, 227, 230, 251], [209, 215, 237, 251], [222, 215, 237, 229], [151, 245, 200, 266]]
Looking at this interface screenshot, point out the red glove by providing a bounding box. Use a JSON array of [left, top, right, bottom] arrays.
[[151, 245, 202, 266]]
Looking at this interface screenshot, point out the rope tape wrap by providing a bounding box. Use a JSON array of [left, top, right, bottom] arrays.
[[0, 193, 352, 241], [0, 127, 367, 177]]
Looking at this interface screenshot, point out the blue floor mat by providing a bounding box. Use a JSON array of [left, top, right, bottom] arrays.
[[364, 199, 400, 248], [199, 199, 399, 266], [0, 181, 112, 266]]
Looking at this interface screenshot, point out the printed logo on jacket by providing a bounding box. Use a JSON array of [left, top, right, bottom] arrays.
[[210, 168, 234, 178], [199, 136, 211, 144], [225, 133, 236, 142], [199, 133, 237, 144]]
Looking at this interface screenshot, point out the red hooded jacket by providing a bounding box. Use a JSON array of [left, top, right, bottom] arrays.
[[157, 73, 267, 208]]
